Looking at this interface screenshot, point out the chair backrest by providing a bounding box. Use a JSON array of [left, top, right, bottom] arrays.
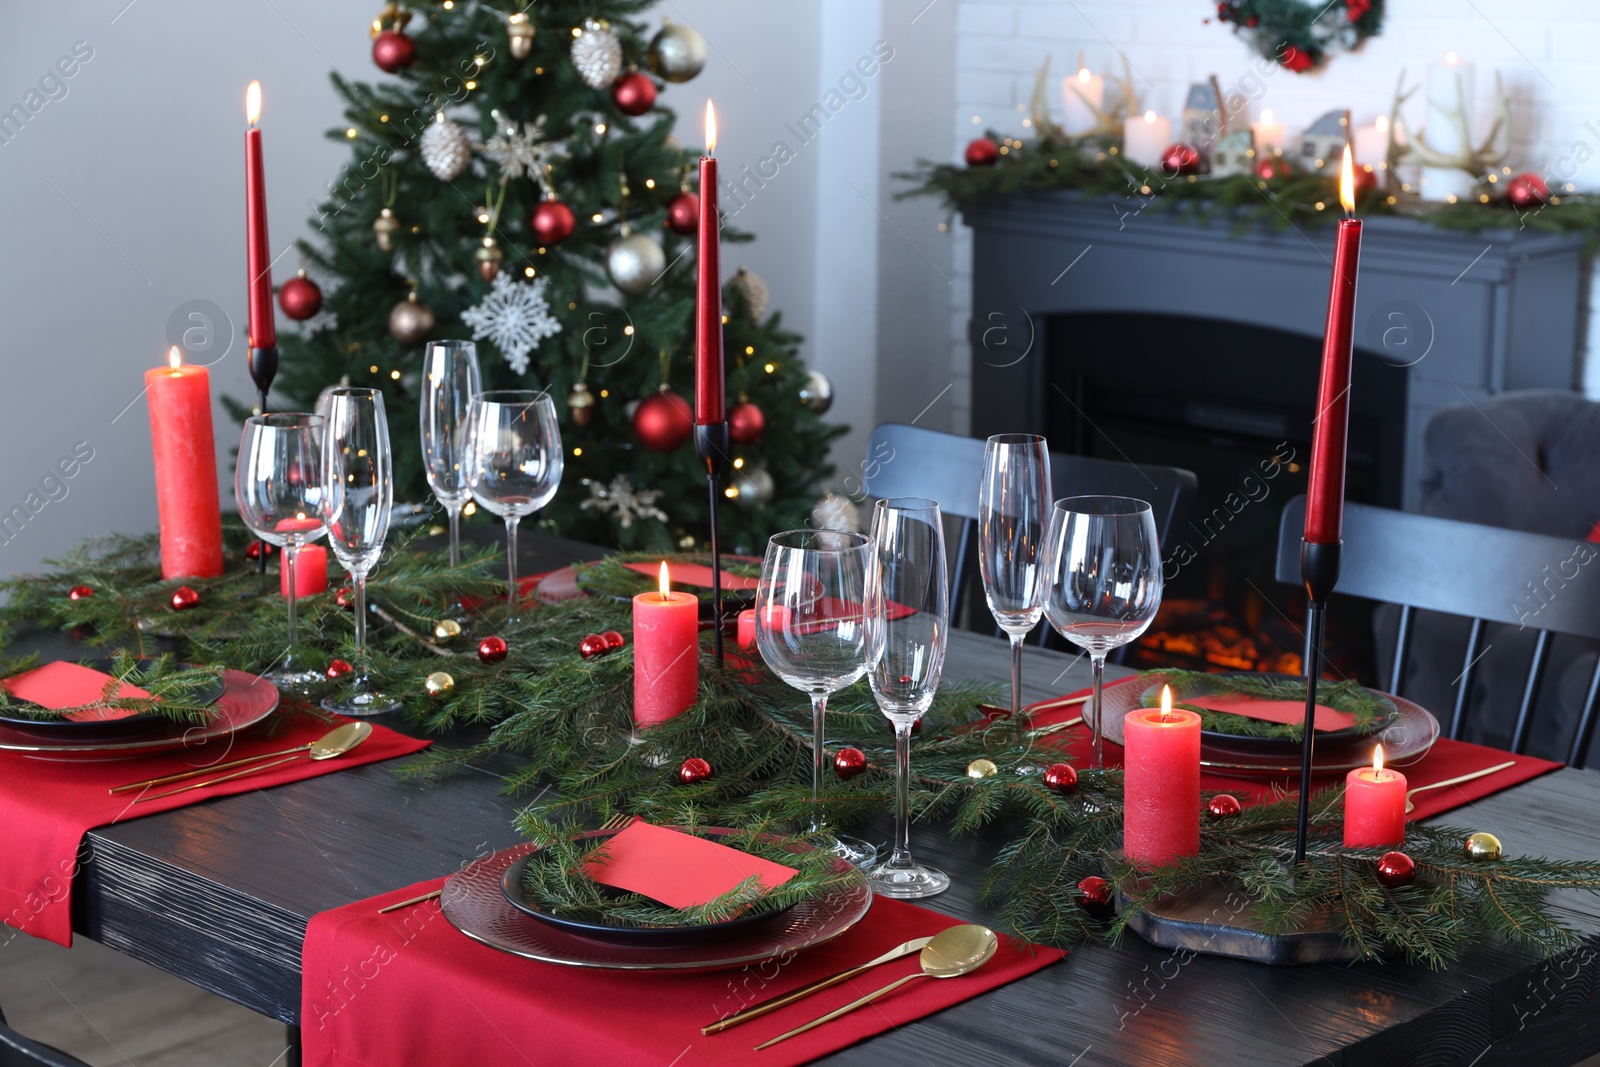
[[861, 422, 1198, 633], [0, 1008, 94, 1067], [1275, 495, 1600, 767]]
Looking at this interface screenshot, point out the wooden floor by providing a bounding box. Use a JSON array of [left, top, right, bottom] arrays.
[[0, 933, 285, 1066]]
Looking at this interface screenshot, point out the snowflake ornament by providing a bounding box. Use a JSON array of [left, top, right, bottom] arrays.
[[481, 111, 550, 183], [580, 475, 668, 530], [460, 273, 562, 374]]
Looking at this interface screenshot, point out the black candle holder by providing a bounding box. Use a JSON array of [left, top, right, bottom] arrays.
[[694, 421, 731, 667], [1295, 539, 1342, 862], [249, 343, 277, 574]]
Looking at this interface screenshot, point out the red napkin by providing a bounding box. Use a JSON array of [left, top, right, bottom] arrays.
[[0, 695, 429, 947], [583, 822, 796, 907], [2, 661, 151, 722], [1185, 695, 1356, 733], [1026, 681, 1560, 821], [302, 887, 1062, 1067]]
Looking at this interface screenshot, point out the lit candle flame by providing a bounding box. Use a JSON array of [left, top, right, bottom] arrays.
[[1160, 684, 1173, 720], [1375, 115, 1389, 134], [168, 346, 182, 371], [1142, 110, 1157, 125], [659, 560, 671, 601], [1445, 51, 1459, 65], [246, 80, 261, 126], [1260, 109, 1274, 125], [1339, 144, 1355, 214], [1077, 68, 1091, 84], [704, 100, 717, 156], [1373, 744, 1385, 774]]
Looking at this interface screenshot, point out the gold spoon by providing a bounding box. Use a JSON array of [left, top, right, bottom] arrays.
[[753, 925, 999, 1050], [1404, 760, 1516, 813], [132, 721, 374, 803], [111, 722, 374, 795]]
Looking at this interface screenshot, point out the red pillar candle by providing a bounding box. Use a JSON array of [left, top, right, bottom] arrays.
[[737, 609, 756, 649], [280, 544, 328, 598], [1123, 685, 1202, 868], [1343, 744, 1407, 848], [633, 562, 700, 726], [245, 80, 276, 351], [694, 101, 724, 427], [144, 348, 224, 579], [1304, 146, 1362, 545]]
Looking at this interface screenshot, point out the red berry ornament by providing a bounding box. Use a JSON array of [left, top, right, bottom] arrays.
[[1076, 874, 1115, 919], [1043, 762, 1078, 795], [326, 659, 354, 679], [728, 401, 765, 445], [67, 585, 94, 601], [245, 541, 276, 561], [278, 272, 323, 321], [579, 633, 608, 659], [170, 586, 200, 611], [1254, 157, 1288, 181], [1375, 850, 1416, 888], [1280, 45, 1314, 73], [601, 630, 626, 651], [1507, 172, 1550, 210], [677, 756, 713, 785], [965, 137, 999, 167], [531, 199, 576, 245], [833, 747, 868, 780], [665, 192, 699, 236], [632, 390, 693, 452], [372, 30, 416, 73], [1207, 793, 1243, 819], [335, 587, 355, 609], [1161, 143, 1201, 177], [477, 635, 509, 664], [612, 71, 657, 116]]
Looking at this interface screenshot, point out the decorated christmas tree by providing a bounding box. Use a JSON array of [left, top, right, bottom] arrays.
[[263, 2, 843, 553]]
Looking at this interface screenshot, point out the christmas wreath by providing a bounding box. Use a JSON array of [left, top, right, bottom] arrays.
[[1215, 0, 1384, 73]]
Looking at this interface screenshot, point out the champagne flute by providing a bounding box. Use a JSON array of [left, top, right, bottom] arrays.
[[235, 413, 328, 689], [978, 433, 1051, 738], [864, 497, 950, 899], [464, 390, 563, 625], [1040, 496, 1163, 768], [420, 340, 482, 568], [754, 530, 879, 868], [319, 388, 399, 716]]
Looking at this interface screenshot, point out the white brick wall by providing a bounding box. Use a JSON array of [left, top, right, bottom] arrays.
[[947, 0, 1600, 401]]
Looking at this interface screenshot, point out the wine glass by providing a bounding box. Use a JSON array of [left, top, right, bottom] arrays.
[[978, 434, 1052, 738], [1040, 496, 1163, 768], [319, 388, 399, 716], [863, 497, 950, 899], [754, 530, 879, 868], [420, 340, 482, 568], [464, 390, 563, 625], [235, 413, 328, 689]]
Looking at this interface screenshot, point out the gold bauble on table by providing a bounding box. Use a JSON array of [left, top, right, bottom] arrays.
[[1464, 831, 1503, 861], [475, 236, 504, 282], [506, 11, 535, 59], [434, 618, 463, 641], [967, 758, 999, 779], [372, 207, 399, 252], [648, 20, 708, 83], [389, 291, 436, 345], [425, 671, 456, 696]]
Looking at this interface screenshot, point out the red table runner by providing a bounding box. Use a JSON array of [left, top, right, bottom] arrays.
[[0, 701, 429, 947], [1025, 679, 1560, 820], [302, 885, 1063, 1067]]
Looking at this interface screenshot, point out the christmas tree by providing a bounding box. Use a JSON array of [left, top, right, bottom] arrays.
[[261, 2, 843, 554]]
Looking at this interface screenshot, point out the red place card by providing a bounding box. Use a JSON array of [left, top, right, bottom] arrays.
[[624, 561, 758, 591], [1188, 695, 1356, 733], [1, 661, 151, 722], [582, 822, 797, 909]]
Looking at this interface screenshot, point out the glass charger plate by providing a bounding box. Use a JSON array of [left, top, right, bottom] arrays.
[[444, 841, 871, 972], [0, 659, 227, 743], [0, 670, 279, 761]]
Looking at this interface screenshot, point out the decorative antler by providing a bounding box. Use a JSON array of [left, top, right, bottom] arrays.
[[1032, 54, 1139, 143], [1030, 56, 1069, 144], [1398, 69, 1512, 174]]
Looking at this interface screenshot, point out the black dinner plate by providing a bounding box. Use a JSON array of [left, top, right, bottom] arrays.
[[0, 659, 225, 742], [571, 555, 759, 620], [1139, 672, 1399, 757]]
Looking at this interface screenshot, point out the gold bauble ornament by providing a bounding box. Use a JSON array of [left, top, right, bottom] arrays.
[[475, 236, 504, 282], [388, 291, 436, 345], [567, 381, 595, 426], [424, 671, 456, 696], [730, 465, 774, 507], [648, 20, 708, 83], [730, 265, 768, 322], [506, 11, 535, 60], [1464, 831, 1503, 861], [370, 3, 409, 38], [967, 758, 999, 779], [372, 207, 399, 252], [434, 618, 463, 641]]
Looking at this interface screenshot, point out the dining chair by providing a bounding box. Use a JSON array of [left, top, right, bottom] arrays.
[[0, 1007, 93, 1067], [1274, 495, 1600, 768], [858, 422, 1197, 645]]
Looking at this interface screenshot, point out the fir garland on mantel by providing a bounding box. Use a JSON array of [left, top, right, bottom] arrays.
[[7, 530, 1600, 967]]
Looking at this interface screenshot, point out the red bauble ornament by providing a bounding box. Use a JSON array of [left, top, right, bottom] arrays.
[[1508, 172, 1550, 210], [245, 541, 276, 561], [335, 587, 355, 609], [677, 756, 713, 785], [1375, 850, 1416, 889], [1207, 793, 1243, 819], [1353, 164, 1379, 194], [326, 659, 354, 679], [1280, 45, 1314, 73], [1346, 0, 1372, 21], [633, 390, 693, 452], [531, 199, 576, 245], [612, 71, 657, 116], [833, 747, 868, 781], [169, 586, 200, 611], [579, 633, 608, 659], [1076, 875, 1114, 919], [601, 630, 626, 651], [477, 635, 509, 664], [67, 585, 94, 601], [965, 137, 999, 167], [1042, 762, 1078, 795], [1254, 157, 1289, 181], [1161, 143, 1201, 177], [728, 401, 765, 444], [665, 192, 699, 236], [278, 274, 323, 321], [372, 30, 416, 73]]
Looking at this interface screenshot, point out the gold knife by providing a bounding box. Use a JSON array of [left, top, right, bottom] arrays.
[[701, 935, 934, 1035]]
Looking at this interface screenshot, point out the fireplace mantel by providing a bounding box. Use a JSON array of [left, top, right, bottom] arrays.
[[964, 192, 1586, 508]]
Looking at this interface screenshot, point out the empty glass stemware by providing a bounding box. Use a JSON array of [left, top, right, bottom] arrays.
[[464, 390, 563, 625], [864, 497, 950, 899], [1040, 496, 1163, 768], [979, 433, 1052, 737], [754, 530, 879, 869], [420, 340, 482, 568], [235, 413, 328, 689], [319, 388, 399, 716]]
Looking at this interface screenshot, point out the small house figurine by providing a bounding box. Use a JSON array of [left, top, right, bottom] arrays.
[[1210, 127, 1256, 178], [1182, 78, 1226, 164], [1300, 110, 1351, 171]]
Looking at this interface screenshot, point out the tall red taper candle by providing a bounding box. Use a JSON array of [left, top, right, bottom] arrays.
[[245, 81, 276, 350], [694, 100, 724, 426], [1304, 146, 1362, 545], [145, 348, 224, 579]]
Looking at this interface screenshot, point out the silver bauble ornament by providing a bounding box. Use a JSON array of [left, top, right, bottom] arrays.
[[506, 11, 535, 60], [372, 207, 399, 252], [571, 18, 622, 90], [811, 492, 860, 533], [732, 465, 775, 506], [420, 113, 472, 182], [730, 265, 768, 322], [799, 369, 834, 415], [606, 232, 665, 295], [648, 21, 708, 83], [388, 292, 436, 345]]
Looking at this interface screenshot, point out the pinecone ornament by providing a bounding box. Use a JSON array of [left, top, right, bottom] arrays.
[[730, 266, 769, 323], [571, 18, 622, 90], [421, 113, 472, 182]]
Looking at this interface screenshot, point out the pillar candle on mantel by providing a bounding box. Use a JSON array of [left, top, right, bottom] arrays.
[[245, 80, 276, 352], [1060, 67, 1104, 135], [695, 100, 724, 428], [633, 562, 700, 726], [1251, 109, 1286, 158], [144, 348, 224, 579], [1303, 147, 1363, 546], [1122, 110, 1172, 170], [1343, 744, 1406, 847], [1421, 52, 1477, 203], [1122, 685, 1201, 868]]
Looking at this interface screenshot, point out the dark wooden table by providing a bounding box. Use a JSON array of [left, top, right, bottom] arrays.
[[47, 537, 1600, 1066]]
